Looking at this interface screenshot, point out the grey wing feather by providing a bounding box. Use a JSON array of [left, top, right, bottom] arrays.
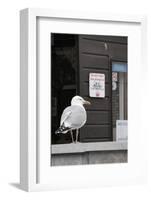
[[60, 109, 72, 125]]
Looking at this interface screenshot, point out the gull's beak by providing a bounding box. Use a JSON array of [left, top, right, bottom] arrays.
[[83, 100, 91, 105]]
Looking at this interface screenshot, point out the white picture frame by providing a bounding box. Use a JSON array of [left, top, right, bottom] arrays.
[[20, 8, 147, 191]]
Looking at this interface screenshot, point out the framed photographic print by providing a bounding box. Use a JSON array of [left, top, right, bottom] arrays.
[[20, 8, 147, 191]]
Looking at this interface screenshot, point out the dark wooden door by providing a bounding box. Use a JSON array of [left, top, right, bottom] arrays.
[[78, 35, 112, 142]]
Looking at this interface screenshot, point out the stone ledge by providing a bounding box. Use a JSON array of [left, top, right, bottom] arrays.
[[52, 141, 127, 154]]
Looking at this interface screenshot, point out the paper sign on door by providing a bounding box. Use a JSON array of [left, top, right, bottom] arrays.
[[89, 73, 105, 98]]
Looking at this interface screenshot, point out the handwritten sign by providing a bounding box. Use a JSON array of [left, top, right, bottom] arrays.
[[89, 73, 105, 98]]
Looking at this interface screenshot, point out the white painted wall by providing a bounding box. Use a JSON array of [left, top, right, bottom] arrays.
[[0, 0, 151, 199]]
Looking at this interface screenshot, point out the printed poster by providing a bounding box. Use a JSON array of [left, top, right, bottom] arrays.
[[89, 73, 105, 98]]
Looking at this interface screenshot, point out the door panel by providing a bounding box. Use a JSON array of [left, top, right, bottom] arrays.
[[80, 54, 109, 69], [87, 111, 111, 125], [109, 43, 127, 61], [80, 125, 112, 142], [78, 35, 112, 142], [79, 38, 107, 55], [83, 97, 111, 111]]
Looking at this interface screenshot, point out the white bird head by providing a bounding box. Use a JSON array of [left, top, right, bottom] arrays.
[[71, 96, 91, 106]]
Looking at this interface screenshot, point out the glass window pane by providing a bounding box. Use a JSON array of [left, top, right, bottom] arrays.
[[112, 62, 128, 141]]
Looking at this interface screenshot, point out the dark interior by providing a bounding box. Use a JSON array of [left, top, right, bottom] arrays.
[[51, 34, 78, 144]]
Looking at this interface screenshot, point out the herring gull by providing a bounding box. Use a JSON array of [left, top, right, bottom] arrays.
[[55, 96, 91, 143]]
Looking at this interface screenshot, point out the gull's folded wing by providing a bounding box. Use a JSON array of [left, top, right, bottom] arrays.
[[60, 109, 72, 125]]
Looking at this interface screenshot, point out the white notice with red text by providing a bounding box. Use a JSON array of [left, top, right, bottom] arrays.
[[89, 73, 105, 98]]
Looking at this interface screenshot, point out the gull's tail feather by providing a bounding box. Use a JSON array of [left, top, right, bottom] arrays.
[[55, 123, 71, 134]]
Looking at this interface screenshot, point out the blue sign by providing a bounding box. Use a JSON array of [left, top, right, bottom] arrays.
[[112, 62, 127, 72]]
